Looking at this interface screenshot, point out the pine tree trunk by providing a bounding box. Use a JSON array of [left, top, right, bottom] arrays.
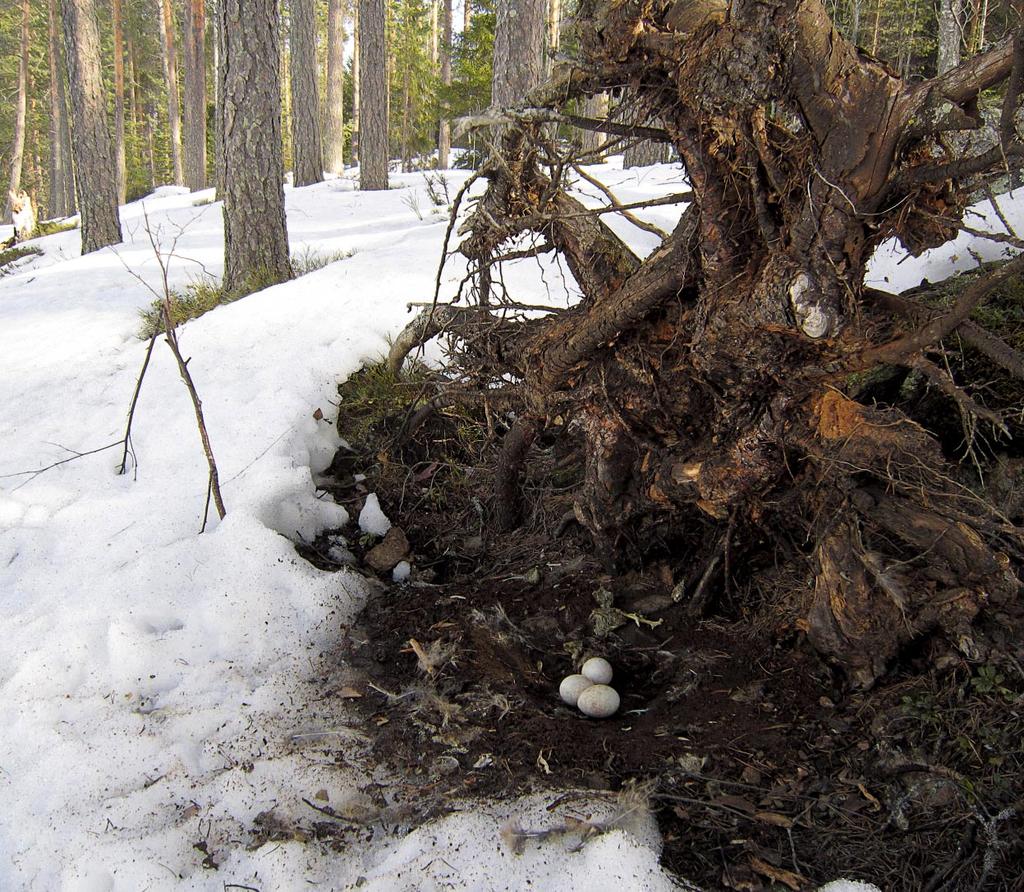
[[111, 0, 127, 204], [623, 133, 671, 168], [358, 0, 388, 189], [213, 0, 224, 194], [290, 0, 324, 186], [48, 0, 72, 218], [160, 0, 185, 184], [352, 0, 360, 162], [437, 0, 452, 169], [5, 0, 31, 224], [324, 0, 346, 173], [61, 0, 123, 252], [182, 0, 207, 191], [580, 93, 607, 159], [217, 0, 291, 294], [491, 0, 546, 109], [937, 0, 966, 75], [463, 0, 470, 32]]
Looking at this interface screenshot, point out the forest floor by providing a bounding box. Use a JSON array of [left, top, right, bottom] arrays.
[[304, 360, 1024, 892]]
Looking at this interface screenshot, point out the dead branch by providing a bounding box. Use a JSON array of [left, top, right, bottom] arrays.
[[141, 209, 226, 524], [866, 286, 1024, 381], [571, 165, 672, 238], [454, 108, 671, 143], [118, 332, 158, 477], [909, 355, 1009, 436], [861, 252, 1024, 367]]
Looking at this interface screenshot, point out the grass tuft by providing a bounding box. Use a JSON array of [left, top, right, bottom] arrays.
[[137, 248, 355, 338], [138, 278, 227, 338]]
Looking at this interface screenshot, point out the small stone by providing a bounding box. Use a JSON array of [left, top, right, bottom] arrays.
[[365, 526, 410, 572], [392, 560, 411, 582]]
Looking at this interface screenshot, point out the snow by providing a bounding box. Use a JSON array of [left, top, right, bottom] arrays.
[[358, 492, 392, 536], [1, 160, 1003, 890]]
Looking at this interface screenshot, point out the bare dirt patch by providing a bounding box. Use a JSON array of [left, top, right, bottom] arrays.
[[297, 364, 1024, 891]]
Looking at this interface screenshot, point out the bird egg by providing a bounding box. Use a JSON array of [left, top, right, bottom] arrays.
[[577, 684, 620, 718], [559, 674, 594, 706], [581, 657, 613, 685]]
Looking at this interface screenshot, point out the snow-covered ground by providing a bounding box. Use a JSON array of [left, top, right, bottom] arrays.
[[6, 159, 1014, 890]]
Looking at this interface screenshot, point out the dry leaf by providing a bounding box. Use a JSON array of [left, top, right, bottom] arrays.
[[749, 857, 808, 891], [754, 811, 794, 828], [312, 407, 324, 421], [858, 782, 882, 812]]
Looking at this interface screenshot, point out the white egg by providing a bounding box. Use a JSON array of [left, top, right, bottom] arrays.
[[581, 657, 613, 685], [577, 684, 620, 718], [559, 674, 594, 706]]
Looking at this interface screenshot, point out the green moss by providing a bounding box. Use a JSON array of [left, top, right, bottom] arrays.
[[34, 218, 78, 237], [0, 244, 42, 275]]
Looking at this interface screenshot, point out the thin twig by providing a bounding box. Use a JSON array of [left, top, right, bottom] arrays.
[[118, 332, 158, 477]]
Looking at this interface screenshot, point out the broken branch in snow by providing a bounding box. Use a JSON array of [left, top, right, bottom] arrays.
[[139, 208, 227, 526]]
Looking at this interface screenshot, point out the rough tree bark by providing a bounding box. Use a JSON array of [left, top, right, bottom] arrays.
[[408, 0, 1024, 688], [61, 0, 123, 252], [48, 0, 75, 218], [937, 0, 968, 74], [217, 0, 292, 294], [290, 0, 324, 186], [159, 0, 185, 185], [182, 0, 207, 191], [324, 0, 346, 174], [111, 0, 127, 204], [352, 0, 360, 163], [491, 0, 546, 109], [358, 0, 388, 190]]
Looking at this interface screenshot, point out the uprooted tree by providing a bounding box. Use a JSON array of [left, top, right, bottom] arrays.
[[391, 0, 1024, 689]]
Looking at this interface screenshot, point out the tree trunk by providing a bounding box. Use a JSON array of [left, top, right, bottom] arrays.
[[324, 0, 346, 174], [352, 0, 360, 162], [5, 0, 31, 225], [290, 0, 324, 186], [182, 0, 207, 191], [437, 0, 452, 169], [547, 0, 560, 72], [61, 0, 123, 252], [358, 0, 388, 189], [217, 0, 292, 294], [111, 0, 127, 204], [439, 0, 1024, 689], [48, 0, 73, 218], [160, 0, 185, 185], [622, 132, 671, 168], [580, 93, 608, 159], [937, 0, 966, 75], [491, 0, 546, 109], [463, 0, 470, 32], [213, 0, 224, 195]]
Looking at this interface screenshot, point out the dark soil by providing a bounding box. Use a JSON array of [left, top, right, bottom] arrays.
[[296, 366, 1024, 892]]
